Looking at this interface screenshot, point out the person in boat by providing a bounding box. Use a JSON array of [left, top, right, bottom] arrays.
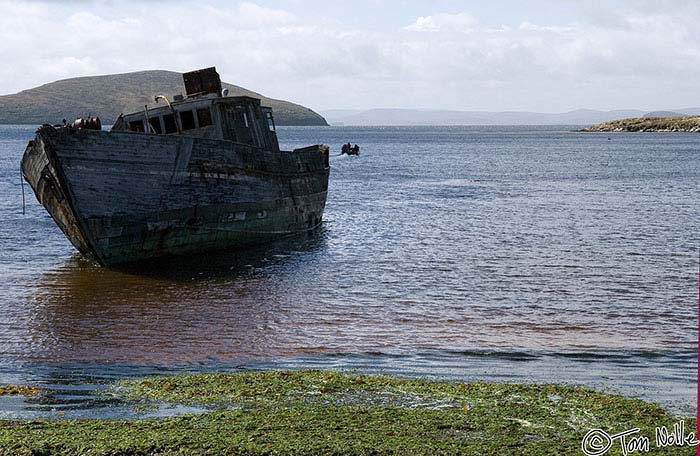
[[352, 144, 360, 154], [341, 143, 349, 154]]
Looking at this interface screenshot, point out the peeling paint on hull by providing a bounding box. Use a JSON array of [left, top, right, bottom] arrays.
[[21, 126, 329, 266]]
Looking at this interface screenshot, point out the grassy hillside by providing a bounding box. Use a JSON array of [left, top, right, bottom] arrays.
[[0, 70, 327, 126], [583, 116, 700, 132]]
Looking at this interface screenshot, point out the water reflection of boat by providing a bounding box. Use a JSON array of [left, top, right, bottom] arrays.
[[20, 231, 327, 365], [21, 67, 330, 266]]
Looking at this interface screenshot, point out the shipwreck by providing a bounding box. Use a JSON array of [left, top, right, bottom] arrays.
[[21, 67, 330, 266]]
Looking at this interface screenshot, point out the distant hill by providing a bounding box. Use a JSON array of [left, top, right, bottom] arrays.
[[642, 111, 688, 118], [321, 108, 700, 126], [0, 70, 328, 126], [583, 116, 700, 132]]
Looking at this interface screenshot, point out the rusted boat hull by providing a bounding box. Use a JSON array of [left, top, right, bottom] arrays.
[[21, 126, 329, 266]]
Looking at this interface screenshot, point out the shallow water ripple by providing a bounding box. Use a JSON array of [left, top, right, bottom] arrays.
[[0, 125, 697, 416]]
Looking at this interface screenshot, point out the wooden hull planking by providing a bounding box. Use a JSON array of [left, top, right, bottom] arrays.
[[21, 126, 329, 266]]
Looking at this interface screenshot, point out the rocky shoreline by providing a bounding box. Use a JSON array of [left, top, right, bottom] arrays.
[[582, 116, 700, 132]]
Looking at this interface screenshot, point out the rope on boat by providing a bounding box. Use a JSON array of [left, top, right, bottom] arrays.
[[19, 166, 25, 215]]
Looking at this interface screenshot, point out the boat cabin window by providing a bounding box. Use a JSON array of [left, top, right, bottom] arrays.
[[180, 110, 196, 130], [197, 108, 213, 127], [148, 117, 162, 134], [163, 114, 177, 134], [129, 120, 145, 132], [265, 111, 276, 132]]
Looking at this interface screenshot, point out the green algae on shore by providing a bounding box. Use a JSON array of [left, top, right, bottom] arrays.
[[0, 384, 38, 397], [0, 371, 695, 455]]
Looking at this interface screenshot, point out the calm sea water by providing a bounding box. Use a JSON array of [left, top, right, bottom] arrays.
[[0, 125, 697, 418]]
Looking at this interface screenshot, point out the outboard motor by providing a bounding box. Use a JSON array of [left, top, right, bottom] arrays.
[[72, 117, 102, 130]]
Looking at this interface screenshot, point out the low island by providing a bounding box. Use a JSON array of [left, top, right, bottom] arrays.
[[583, 116, 700, 132]]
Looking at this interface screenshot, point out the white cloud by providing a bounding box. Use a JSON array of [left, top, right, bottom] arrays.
[[0, 1, 699, 111], [404, 13, 480, 32]]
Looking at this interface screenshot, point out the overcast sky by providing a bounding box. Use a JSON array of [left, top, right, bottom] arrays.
[[1, 0, 699, 112]]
